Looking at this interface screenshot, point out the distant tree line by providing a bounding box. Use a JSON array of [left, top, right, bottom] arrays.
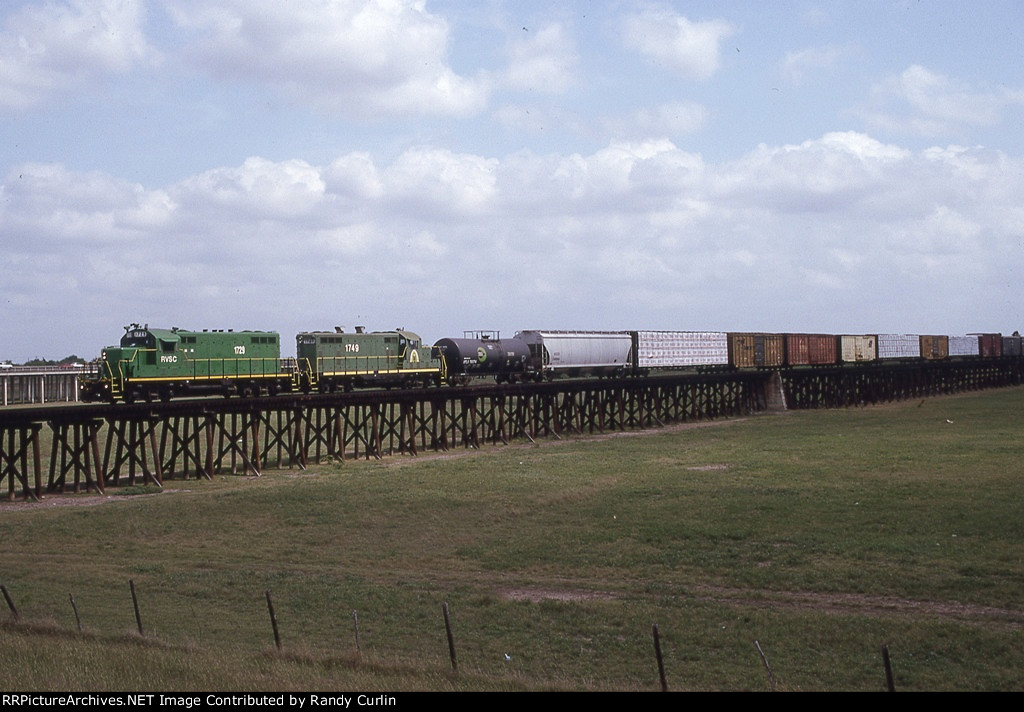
[[14, 355, 87, 367]]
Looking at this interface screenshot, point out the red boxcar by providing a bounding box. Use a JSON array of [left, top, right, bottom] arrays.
[[785, 334, 838, 366]]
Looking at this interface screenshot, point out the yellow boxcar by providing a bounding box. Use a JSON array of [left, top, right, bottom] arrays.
[[728, 333, 785, 368]]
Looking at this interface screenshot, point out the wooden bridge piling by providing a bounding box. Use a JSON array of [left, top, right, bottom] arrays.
[[2, 359, 1022, 499]]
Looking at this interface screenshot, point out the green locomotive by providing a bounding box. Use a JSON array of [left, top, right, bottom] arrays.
[[81, 324, 292, 403], [296, 327, 444, 392]]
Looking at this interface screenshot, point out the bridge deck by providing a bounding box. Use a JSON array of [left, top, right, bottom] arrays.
[[1, 359, 1021, 500]]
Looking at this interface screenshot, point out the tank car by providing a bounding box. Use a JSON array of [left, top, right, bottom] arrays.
[[297, 326, 442, 392], [432, 332, 531, 383], [80, 324, 291, 403]]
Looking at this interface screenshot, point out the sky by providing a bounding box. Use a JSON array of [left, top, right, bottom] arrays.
[[1, 0, 1023, 362]]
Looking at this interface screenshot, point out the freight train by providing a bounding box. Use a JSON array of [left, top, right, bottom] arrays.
[[80, 323, 1021, 403]]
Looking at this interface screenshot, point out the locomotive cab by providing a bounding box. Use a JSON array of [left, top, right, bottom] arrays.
[[81, 324, 186, 402]]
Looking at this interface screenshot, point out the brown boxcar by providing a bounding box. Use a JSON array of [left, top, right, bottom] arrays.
[[728, 333, 785, 368], [919, 335, 949, 360], [785, 334, 838, 366], [977, 333, 1003, 358]]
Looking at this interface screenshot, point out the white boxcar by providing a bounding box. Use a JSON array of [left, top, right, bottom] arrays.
[[878, 334, 920, 360], [948, 335, 980, 357], [840, 335, 877, 363], [635, 331, 729, 369], [517, 330, 633, 371]]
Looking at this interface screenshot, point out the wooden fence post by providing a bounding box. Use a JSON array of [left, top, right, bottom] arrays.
[[652, 623, 668, 692], [69, 593, 82, 632], [266, 590, 281, 650], [881, 644, 895, 692], [129, 579, 144, 636], [442, 601, 457, 672], [755, 640, 776, 691], [1, 583, 20, 622]]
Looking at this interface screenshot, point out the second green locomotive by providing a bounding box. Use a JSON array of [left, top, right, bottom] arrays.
[[296, 327, 443, 392]]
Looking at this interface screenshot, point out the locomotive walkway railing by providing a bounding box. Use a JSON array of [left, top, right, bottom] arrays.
[[1, 358, 1021, 500]]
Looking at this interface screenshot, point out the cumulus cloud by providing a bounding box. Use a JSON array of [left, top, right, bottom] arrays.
[[384, 147, 498, 217], [622, 7, 734, 81], [175, 157, 326, 220], [861, 64, 1024, 138], [602, 101, 708, 139], [781, 44, 849, 86], [0, 0, 152, 110], [3, 133, 1023, 360], [504, 23, 577, 94], [1, 163, 169, 245], [714, 132, 911, 213], [166, 0, 490, 118]]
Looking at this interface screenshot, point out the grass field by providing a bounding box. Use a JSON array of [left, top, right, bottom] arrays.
[[0, 387, 1022, 691]]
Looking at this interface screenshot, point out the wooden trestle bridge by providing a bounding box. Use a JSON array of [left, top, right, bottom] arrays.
[[1, 358, 1021, 500]]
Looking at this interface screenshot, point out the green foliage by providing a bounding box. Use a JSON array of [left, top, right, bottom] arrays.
[[1, 388, 1023, 690], [21, 355, 85, 366]]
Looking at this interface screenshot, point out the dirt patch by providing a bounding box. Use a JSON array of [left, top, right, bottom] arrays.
[[687, 584, 1024, 629], [500, 582, 1022, 629], [500, 588, 617, 603], [0, 489, 186, 511]]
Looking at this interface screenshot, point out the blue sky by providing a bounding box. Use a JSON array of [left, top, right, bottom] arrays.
[[2, 0, 1023, 362]]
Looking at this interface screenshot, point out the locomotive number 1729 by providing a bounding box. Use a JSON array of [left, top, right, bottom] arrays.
[[234, 345, 246, 355]]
